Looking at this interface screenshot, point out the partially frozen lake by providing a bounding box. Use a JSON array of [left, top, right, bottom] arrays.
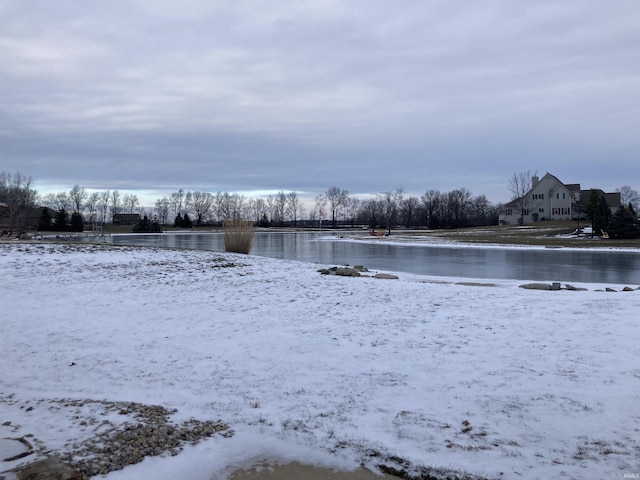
[[95, 231, 640, 284]]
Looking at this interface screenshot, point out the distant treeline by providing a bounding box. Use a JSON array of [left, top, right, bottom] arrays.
[[1, 172, 503, 231]]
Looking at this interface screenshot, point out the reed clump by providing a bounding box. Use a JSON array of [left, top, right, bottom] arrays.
[[223, 220, 255, 254]]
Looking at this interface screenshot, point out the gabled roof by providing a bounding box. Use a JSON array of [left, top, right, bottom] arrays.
[[580, 189, 622, 208]]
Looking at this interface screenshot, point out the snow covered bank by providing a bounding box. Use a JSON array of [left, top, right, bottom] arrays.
[[1, 243, 639, 479]]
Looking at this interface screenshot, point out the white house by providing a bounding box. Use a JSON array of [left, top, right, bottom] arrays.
[[499, 172, 621, 225]]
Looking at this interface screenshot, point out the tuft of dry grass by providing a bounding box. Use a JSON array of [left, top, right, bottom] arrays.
[[223, 220, 255, 254]]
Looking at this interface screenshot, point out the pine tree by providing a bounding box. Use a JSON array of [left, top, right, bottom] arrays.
[[174, 213, 183, 228], [182, 213, 193, 228], [585, 191, 611, 237], [55, 208, 70, 231], [38, 207, 52, 231], [607, 206, 640, 239], [70, 211, 84, 232], [594, 195, 611, 236], [258, 213, 270, 228]]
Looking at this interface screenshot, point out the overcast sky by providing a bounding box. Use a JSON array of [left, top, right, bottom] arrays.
[[1, 1, 639, 206]]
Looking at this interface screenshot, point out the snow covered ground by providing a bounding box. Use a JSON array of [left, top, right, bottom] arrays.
[[1, 242, 639, 479]]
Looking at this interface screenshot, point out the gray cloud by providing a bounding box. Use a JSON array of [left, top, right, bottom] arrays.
[[1, 0, 639, 204]]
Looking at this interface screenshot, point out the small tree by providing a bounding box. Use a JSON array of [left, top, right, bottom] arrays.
[[133, 215, 162, 233], [38, 207, 53, 231], [70, 211, 84, 232], [257, 213, 270, 228], [325, 186, 349, 228], [508, 171, 534, 224], [55, 208, 70, 231], [0, 171, 37, 231], [607, 206, 640, 239], [585, 191, 611, 237]]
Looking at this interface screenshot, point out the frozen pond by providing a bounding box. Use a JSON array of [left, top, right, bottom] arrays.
[[95, 231, 640, 284]]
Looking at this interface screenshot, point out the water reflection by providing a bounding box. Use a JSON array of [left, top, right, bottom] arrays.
[[102, 232, 640, 284]]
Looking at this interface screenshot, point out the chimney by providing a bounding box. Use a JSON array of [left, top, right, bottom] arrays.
[[532, 176, 539, 186]]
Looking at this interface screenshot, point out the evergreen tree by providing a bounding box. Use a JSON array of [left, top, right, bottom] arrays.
[[585, 191, 611, 237], [134, 215, 150, 233], [593, 195, 611, 236], [174, 213, 183, 228], [258, 213, 270, 228], [70, 211, 84, 232], [55, 208, 70, 231], [133, 215, 162, 233], [182, 213, 193, 228], [38, 207, 52, 231], [607, 206, 640, 239]]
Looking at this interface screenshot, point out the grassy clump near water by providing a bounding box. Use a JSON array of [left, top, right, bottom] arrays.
[[223, 220, 255, 254]]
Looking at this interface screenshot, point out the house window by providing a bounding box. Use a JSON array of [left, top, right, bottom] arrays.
[[538, 208, 544, 213], [563, 193, 566, 199], [505, 209, 512, 216], [523, 209, 529, 216]]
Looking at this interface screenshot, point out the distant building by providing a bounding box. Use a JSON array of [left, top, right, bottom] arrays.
[[112, 213, 140, 226], [500, 172, 621, 225]]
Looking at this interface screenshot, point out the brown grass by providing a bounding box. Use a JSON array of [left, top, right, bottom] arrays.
[[223, 220, 255, 254], [410, 221, 640, 249]]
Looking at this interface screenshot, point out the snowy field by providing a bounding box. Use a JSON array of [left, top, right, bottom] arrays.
[[1, 242, 639, 479]]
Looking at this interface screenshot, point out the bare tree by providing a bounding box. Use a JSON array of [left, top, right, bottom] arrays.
[[421, 189, 442, 228], [470, 194, 491, 225], [359, 198, 382, 229], [85, 192, 100, 226], [170, 189, 185, 219], [188, 191, 215, 225], [446, 188, 472, 227], [122, 193, 139, 214], [344, 197, 360, 227], [400, 195, 419, 227], [0, 171, 37, 231], [249, 198, 268, 224], [617, 185, 639, 211], [69, 185, 87, 214], [41, 193, 57, 210], [110, 190, 121, 219], [508, 171, 535, 224], [54, 192, 71, 211], [379, 188, 404, 234], [270, 191, 287, 226], [310, 194, 326, 226], [234, 194, 247, 221], [325, 186, 349, 227], [98, 190, 110, 225], [286, 191, 303, 226], [155, 197, 170, 225]]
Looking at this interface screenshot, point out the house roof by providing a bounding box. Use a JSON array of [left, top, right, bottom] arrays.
[[579, 189, 622, 208]]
